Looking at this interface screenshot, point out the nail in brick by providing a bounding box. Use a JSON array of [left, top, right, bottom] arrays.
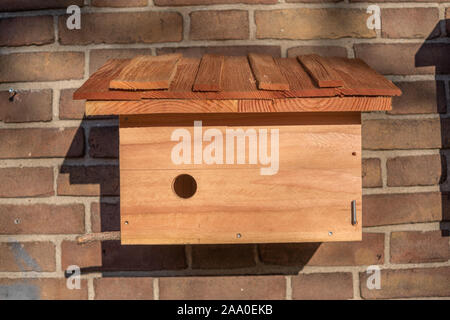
[[0, 204, 85, 234], [0, 90, 52, 123]]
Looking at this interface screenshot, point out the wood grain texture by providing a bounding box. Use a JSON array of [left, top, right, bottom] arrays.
[[110, 54, 182, 90], [120, 114, 361, 171], [85, 96, 391, 115], [119, 114, 362, 244], [193, 54, 224, 92], [297, 54, 344, 88], [248, 53, 290, 91], [74, 56, 401, 100], [330, 57, 401, 96], [86, 99, 238, 115]]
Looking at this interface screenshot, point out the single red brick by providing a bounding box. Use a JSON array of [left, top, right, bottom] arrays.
[[88, 126, 118, 158], [190, 10, 249, 40], [59, 89, 85, 120], [90, 202, 120, 233], [61, 241, 102, 270], [447, 9, 450, 34], [291, 273, 353, 300], [94, 278, 154, 300], [0, 52, 84, 82], [256, 9, 375, 40], [362, 158, 382, 188], [360, 267, 450, 299], [0, 0, 83, 11], [157, 45, 281, 58], [381, 8, 440, 39], [0, 278, 88, 300], [386, 155, 446, 187], [0, 242, 55, 272], [362, 192, 448, 227], [0, 204, 85, 235], [59, 12, 182, 45], [0, 16, 54, 46], [191, 244, 257, 269], [100, 241, 187, 271], [259, 233, 384, 266], [287, 0, 341, 2], [0, 127, 84, 158], [287, 45, 347, 57], [159, 276, 285, 299], [0, 90, 52, 123], [0, 167, 53, 198], [155, 0, 276, 4], [89, 49, 151, 75], [390, 231, 449, 264], [355, 43, 450, 75], [352, 0, 448, 2], [57, 165, 119, 196], [362, 119, 442, 150], [91, 0, 148, 7], [389, 81, 447, 114]]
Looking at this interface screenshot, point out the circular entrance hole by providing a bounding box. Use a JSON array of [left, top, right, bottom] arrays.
[[173, 174, 197, 199]]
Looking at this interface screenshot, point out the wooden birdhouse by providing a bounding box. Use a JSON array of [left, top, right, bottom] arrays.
[[74, 53, 401, 245]]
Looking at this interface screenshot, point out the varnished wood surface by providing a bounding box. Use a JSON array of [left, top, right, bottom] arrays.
[[298, 54, 344, 88], [110, 54, 181, 90], [248, 53, 290, 91], [193, 54, 224, 92], [74, 54, 401, 103], [85, 96, 392, 115], [119, 113, 362, 244]]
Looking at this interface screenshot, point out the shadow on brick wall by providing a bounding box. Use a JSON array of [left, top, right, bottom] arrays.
[[415, 19, 450, 237], [60, 117, 321, 276]]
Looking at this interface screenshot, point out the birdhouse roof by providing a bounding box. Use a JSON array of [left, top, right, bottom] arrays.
[[74, 53, 401, 115]]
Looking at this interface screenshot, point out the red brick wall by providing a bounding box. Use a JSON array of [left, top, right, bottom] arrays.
[[0, 0, 449, 300]]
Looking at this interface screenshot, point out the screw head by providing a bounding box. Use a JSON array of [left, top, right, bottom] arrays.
[[328, 231, 333, 236], [236, 233, 241, 238], [124, 221, 129, 225]]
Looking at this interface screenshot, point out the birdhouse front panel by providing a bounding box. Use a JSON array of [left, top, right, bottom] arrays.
[[74, 53, 401, 245]]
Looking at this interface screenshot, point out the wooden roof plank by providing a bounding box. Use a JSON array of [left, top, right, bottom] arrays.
[[85, 96, 392, 115], [275, 58, 336, 97], [109, 54, 182, 90], [297, 54, 344, 88], [329, 57, 402, 96], [168, 57, 200, 92], [193, 54, 224, 92], [248, 53, 290, 91], [74, 54, 401, 102]]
